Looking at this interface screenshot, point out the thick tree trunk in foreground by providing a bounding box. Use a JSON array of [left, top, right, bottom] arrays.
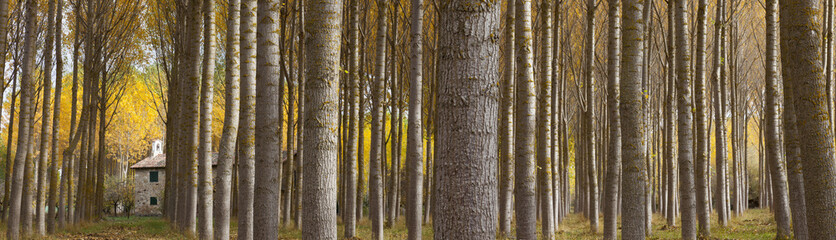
[[434, 1, 499, 239], [779, 0, 836, 237], [620, 0, 646, 238], [514, 0, 536, 238], [781, 38, 809, 240], [302, 0, 343, 238]]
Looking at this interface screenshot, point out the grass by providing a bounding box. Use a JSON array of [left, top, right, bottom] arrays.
[[551, 209, 777, 239], [3, 209, 777, 239]]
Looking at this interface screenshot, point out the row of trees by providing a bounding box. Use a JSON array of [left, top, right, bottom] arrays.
[[1, 0, 142, 239], [3, 0, 836, 239], [157, 0, 836, 239]]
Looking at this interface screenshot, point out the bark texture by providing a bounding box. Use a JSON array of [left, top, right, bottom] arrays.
[[514, 0, 537, 238], [620, 0, 647, 238], [603, 0, 621, 238], [406, 0, 424, 238], [778, 0, 836, 237], [674, 0, 697, 238], [302, 0, 343, 238], [434, 0, 499, 239], [237, 0, 257, 237]]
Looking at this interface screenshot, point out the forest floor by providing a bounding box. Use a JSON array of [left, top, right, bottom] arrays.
[[7, 209, 776, 239]]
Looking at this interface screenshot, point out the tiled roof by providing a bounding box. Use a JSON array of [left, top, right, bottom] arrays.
[[130, 153, 220, 169]]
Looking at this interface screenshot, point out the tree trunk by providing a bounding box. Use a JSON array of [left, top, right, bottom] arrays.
[[181, 0, 203, 233], [498, 0, 515, 235], [621, 0, 647, 238], [693, 0, 711, 237], [5, 0, 37, 237], [405, 0, 424, 238], [36, 0, 56, 234], [52, 0, 65, 230], [213, 0, 240, 237], [665, 0, 678, 226], [584, 0, 600, 232], [369, 1, 387, 237], [295, 0, 305, 227], [254, 0, 282, 237], [763, 0, 793, 237], [302, 0, 342, 237], [197, 0, 216, 237], [514, 0, 536, 238], [434, 1, 499, 239], [603, 0, 621, 238], [779, 0, 836, 236], [780, 33, 810, 240], [237, 0, 257, 237], [537, 0, 555, 238], [344, 0, 360, 237], [674, 0, 697, 238], [712, 0, 730, 227]]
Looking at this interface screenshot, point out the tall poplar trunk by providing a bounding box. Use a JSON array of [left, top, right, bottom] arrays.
[[693, 0, 711, 237], [36, 0, 57, 234], [197, 0, 216, 236], [213, 0, 240, 237], [237, 0, 257, 237], [294, 0, 305, 227], [6, 0, 37, 237], [434, 1, 499, 238], [345, 0, 360, 237], [583, 0, 599, 231], [537, 0, 555, 238], [778, 0, 836, 236], [603, 0, 621, 238], [764, 0, 793, 237], [665, 0, 678, 226], [498, 0, 515, 235], [302, 0, 343, 237], [254, 0, 281, 237], [51, 0, 65, 230], [514, 0, 537, 238], [621, 0, 647, 238], [674, 0, 697, 238], [780, 32, 810, 240], [713, 0, 730, 226], [405, 0, 424, 238], [182, 0, 203, 233], [369, 1, 387, 237]]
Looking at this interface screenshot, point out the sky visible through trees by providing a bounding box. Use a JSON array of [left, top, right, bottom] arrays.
[[0, 0, 835, 239]]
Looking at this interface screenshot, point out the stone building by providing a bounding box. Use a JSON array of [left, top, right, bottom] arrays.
[[130, 140, 166, 216], [129, 140, 219, 216]]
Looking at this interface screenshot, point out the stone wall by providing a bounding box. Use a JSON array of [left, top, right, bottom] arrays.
[[133, 168, 164, 216]]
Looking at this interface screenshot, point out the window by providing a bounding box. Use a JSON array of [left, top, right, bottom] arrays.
[[150, 171, 159, 183], [150, 197, 158, 206]]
